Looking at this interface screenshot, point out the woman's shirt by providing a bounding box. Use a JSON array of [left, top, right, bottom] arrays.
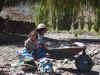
[[24, 38, 38, 53], [37, 33, 46, 46]]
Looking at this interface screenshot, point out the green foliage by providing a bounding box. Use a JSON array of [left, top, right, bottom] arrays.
[[76, 30, 85, 35], [94, 8, 100, 32], [3, 0, 100, 33], [35, 0, 49, 26], [34, 0, 82, 31]]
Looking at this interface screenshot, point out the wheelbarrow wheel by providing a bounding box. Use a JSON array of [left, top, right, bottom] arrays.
[[75, 54, 94, 72]]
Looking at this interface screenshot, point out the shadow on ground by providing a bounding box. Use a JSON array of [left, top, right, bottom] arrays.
[[1, 32, 100, 47], [59, 68, 99, 75], [0, 32, 26, 46]]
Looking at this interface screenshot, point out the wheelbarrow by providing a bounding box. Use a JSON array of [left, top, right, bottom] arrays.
[[47, 42, 94, 72]]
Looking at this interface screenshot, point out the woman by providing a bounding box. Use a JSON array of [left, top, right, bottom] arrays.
[[15, 24, 50, 71], [23, 23, 48, 60], [16, 31, 38, 63], [34, 23, 48, 60], [35, 24, 53, 73]]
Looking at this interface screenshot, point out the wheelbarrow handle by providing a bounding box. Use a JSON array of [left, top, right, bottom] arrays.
[[82, 46, 87, 55]]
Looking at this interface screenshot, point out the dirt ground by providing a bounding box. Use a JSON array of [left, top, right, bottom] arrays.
[[0, 32, 100, 75]]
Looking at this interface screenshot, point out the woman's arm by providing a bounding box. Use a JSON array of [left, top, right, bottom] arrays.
[[24, 39, 32, 53]]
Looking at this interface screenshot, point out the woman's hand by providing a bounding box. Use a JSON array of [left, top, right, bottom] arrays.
[[38, 43, 48, 50]]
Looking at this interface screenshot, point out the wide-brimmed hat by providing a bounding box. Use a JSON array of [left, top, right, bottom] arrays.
[[36, 24, 47, 30]]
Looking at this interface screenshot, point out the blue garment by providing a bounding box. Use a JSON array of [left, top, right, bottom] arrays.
[[16, 47, 46, 62], [16, 48, 33, 62], [43, 60, 52, 72], [37, 33, 46, 45], [38, 58, 52, 72], [38, 33, 44, 43], [33, 33, 46, 59], [34, 47, 46, 59]]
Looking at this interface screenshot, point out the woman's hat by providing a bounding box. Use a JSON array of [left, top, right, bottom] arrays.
[[36, 24, 47, 29]]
